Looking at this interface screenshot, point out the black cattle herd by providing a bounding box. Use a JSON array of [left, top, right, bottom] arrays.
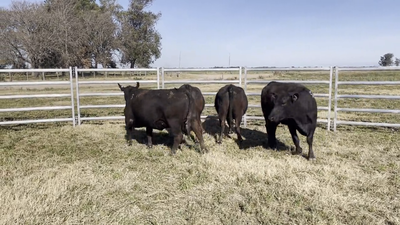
[[118, 81, 318, 160]]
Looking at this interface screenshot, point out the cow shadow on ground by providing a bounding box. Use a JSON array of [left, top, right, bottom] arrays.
[[124, 128, 171, 148], [124, 127, 203, 153], [201, 116, 289, 151]]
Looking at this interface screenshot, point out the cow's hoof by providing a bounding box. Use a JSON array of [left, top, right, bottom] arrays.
[[291, 147, 303, 155], [147, 145, 153, 149], [292, 151, 302, 155], [308, 155, 316, 161]]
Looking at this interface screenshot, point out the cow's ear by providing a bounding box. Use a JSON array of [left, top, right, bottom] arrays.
[[118, 83, 124, 91], [136, 82, 140, 88], [292, 93, 299, 102]]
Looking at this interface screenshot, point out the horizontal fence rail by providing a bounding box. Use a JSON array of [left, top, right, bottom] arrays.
[[161, 67, 242, 88], [0, 68, 75, 126], [243, 67, 334, 130], [333, 67, 400, 131]]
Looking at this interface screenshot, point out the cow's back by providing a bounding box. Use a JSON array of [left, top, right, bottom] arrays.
[[130, 89, 190, 128], [179, 84, 205, 113]]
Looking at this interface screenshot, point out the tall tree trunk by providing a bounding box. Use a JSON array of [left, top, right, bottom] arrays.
[[130, 59, 136, 68]]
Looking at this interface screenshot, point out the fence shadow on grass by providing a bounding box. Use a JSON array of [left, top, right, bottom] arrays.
[[201, 116, 290, 151]]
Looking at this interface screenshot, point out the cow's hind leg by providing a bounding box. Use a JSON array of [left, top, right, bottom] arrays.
[[235, 115, 244, 142], [146, 127, 153, 148], [169, 121, 183, 154], [288, 124, 302, 155], [266, 121, 278, 149], [307, 130, 316, 160], [217, 113, 227, 144], [191, 119, 207, 153]]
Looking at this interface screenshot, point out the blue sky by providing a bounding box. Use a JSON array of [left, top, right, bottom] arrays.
[[2, 0, 400, 67]]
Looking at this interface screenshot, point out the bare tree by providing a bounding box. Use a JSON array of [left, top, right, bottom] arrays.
[[82, 10, 117, 68], [1, 0, 162, 69], [1, 2, 53, 68]]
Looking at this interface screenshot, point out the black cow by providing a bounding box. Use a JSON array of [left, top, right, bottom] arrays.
[[261, 81, 318, 160], [177, 84, 205, 136], [214, 84, 248, 143], [118, 82, 206, 154]]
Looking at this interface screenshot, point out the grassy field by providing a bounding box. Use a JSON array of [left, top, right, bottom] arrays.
[[1, 69, 400, 224]]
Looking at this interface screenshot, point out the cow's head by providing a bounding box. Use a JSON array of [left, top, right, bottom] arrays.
[[268, 92, 299, 122], [118, 82, 140, 102]]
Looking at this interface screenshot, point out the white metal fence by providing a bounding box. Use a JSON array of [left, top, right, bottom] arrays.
[[243, 67, 334, 130], [74, 68, 159, 125], [0, 68, 75, 126], [161, 67, 242, 119], [333, 67, 400, 131], [2, 66, 400, 131]]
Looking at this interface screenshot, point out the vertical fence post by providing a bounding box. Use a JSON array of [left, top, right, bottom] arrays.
[[157, 67, 160, 89], [327, 66, 333, 131], [69, 67, 76, 127], [239, 66, 242, 87], [333, 67, 339, 131], [75, 67, 81, 125], [161, 67, 165, 89], [243, 67, 248, 128]]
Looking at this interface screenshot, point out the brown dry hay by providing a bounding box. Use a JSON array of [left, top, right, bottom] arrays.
[[0, 121, 399, 224]]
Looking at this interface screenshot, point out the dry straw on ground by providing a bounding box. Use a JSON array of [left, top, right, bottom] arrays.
[[1, 122, 399, 224]]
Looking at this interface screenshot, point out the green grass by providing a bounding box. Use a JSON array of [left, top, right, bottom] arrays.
[[1, 69, 400, 224]]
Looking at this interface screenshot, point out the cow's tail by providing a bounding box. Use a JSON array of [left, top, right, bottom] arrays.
[[183, 89, 195, 135], [228, 85, 234, 131]]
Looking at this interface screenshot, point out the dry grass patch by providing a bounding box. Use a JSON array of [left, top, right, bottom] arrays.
[[1, 122, 399, 224]]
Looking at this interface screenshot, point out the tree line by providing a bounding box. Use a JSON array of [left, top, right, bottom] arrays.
[[0, 0, 162, 69], [379, 53, 400, 66]]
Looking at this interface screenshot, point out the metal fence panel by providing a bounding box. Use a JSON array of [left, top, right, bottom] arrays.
[[333, 66, 400, 131], [3, 66, 399, 131], [0, 68, 75, 126], [74, 67, 159, 125]]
